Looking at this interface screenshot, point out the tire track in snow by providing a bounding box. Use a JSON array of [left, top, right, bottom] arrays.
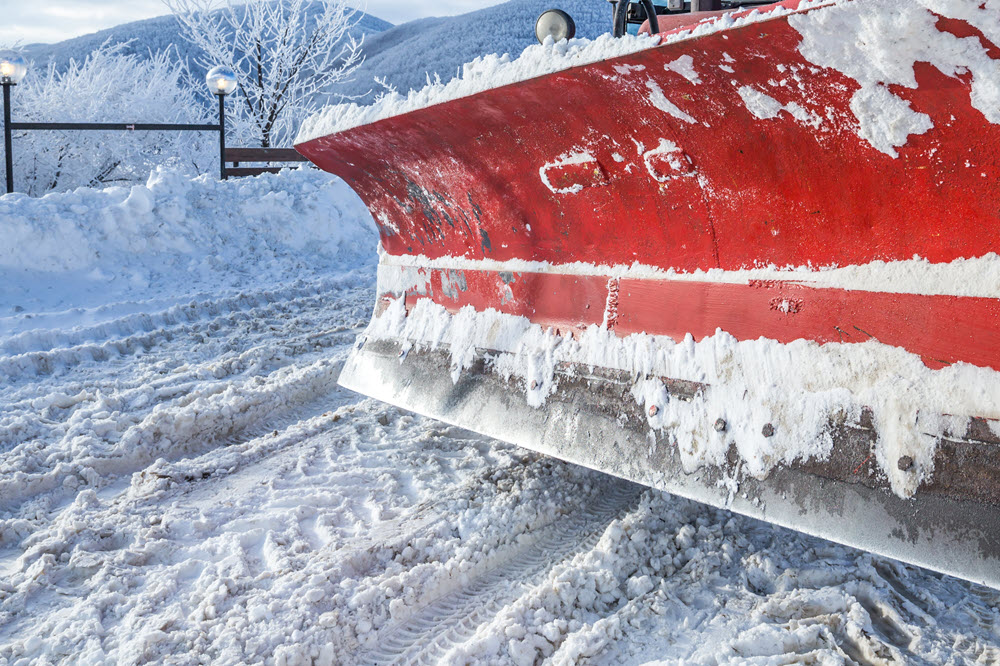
[[8, 387, 371, 580], [0, 398, 525, 662], [0, 278, 374, 544], [364, 481, 641, 666], [0, 272, 372, 355], [0, 357, 349, 544], [0, 281, 371, 388], [0, 278, 372, 449]]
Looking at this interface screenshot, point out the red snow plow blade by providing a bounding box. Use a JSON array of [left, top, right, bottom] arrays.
[[297, 0, 1000, 588]]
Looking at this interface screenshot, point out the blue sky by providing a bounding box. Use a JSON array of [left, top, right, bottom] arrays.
[[2, 1, 506, 45]]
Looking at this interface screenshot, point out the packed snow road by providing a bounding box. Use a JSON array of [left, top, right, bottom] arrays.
[[1, 170, 998, 665]]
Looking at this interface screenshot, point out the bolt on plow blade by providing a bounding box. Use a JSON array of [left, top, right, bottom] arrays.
[[297, 0, 1000, 589]]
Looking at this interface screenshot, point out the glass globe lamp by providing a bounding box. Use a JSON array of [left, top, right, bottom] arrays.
[[0, 52, 27, 85], [206, 66, 237, 96]]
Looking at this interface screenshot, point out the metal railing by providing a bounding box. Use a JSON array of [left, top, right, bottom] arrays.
[[2, 80, 230, 194], [225, 147, 311, 178]]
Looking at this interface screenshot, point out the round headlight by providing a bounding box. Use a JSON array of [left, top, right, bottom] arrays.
[[535, 9, 576, 44]]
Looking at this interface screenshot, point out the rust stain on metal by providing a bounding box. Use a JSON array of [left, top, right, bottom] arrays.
[[852, 453, 873, 475]]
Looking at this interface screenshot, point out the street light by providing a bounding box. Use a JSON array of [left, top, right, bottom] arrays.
[[1, 52, 28, 194], [206, 66, 238, 96], [206, 66, 237, 180], [0, 53, 27, 85]]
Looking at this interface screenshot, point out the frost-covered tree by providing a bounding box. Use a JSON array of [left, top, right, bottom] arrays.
[[164, 0, 365, 147], [1, 42, 213, 196]]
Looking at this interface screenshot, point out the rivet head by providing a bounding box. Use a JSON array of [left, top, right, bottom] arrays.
[[714, 418, 727, 432], [897, 455, 914, 471], [761, 423, 775, 438], [649, 405, 659, 417]]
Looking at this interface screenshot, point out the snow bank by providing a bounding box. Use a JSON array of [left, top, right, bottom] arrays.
[[0, 168, 377, 318]]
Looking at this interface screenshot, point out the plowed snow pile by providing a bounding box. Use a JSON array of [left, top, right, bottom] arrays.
[[1, 170, 998, 665], [0, 167, 375, 325]]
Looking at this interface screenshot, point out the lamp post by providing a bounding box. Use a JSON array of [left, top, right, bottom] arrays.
[[206, 66, 237, 180], [1, 52, 28, 195]]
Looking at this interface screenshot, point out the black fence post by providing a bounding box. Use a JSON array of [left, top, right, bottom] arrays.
[[3, 82, 13, 195], [218, 93, 227, 181]]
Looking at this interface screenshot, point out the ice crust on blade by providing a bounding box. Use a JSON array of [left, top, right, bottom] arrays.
[[849, 84, 933, 156], [642, 139, 690, 183], [788, 0, 1000, 156], [364, 296, 1000, 499], [539, 151, 598, 195], [737, 85, 822, 127], [664, 54, 701, 84], [645, 80, 696, 123], [737, 85, 785, 118]]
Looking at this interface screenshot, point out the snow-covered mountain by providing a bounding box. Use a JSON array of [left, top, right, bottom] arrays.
[[21, 4, 392, 89]]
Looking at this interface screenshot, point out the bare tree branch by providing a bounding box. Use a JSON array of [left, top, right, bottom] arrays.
[[163, 0, 365, 147]]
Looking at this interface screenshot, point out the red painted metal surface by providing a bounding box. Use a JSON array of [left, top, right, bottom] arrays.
[[426, 268, 609, 331], [639, 10, 730, 35], [297, 0, 1000, 275], [392, 267, 1000, 371]]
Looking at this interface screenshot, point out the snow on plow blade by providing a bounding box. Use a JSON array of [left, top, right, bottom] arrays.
[[297, 0, 1000, 588]]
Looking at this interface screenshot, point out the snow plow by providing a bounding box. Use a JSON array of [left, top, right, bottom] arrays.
[[296, 0, 1000, 588]]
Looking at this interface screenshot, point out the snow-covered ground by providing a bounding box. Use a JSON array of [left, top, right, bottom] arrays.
[[1, 168, 998, 665]]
